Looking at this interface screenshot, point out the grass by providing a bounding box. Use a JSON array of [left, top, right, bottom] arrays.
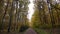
[[33, 28, 50, 34]]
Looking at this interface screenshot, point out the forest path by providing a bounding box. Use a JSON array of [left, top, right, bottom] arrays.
[[24, 28, 37, 34]]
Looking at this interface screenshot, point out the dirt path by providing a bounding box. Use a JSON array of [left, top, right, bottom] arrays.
[[24, 28, 37, 34]]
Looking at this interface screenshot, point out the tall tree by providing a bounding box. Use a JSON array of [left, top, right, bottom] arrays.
[[0, 0, 29, 32]]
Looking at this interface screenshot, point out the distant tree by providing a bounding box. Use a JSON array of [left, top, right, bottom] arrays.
[[31, 0, 51, 29]]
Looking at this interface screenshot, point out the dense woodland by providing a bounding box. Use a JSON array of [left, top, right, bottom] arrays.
[[32, 0, 60, 29], [0, 0, 29, 32], [0, 0, 60, 33]]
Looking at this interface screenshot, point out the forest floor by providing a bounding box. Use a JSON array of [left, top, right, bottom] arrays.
[[0, 28, 37, 34], [0, 28, 60, 34]]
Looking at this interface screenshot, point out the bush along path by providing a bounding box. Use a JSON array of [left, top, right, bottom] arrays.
[[33, 28, 49, 34]]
